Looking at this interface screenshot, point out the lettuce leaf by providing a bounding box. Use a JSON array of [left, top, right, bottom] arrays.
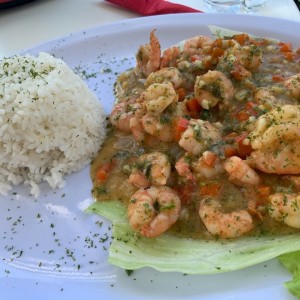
[[279, 251, 300, 298], [86, 201, 300, 275]]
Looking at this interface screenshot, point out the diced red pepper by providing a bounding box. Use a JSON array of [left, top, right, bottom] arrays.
[[235, 133, 254, 158], [202, 151, 218, 167], [212, 47, 224, 59], [174, 117, 189, 141], [236, 110, 250, 122], [174, 182, 196, 204], [283, 51, 294, 61], [257, 185, 271, 198], [232, 33, 250, 45], [279, 42, 292, 53], [272, 74, 285, 82], [186, 98, 202, 118], [231, 64, 251, 81], [223, 145, 238, 158], [176, 87, 186, 102], [96, 161, 114, 182], [200, 183, 222, 197]]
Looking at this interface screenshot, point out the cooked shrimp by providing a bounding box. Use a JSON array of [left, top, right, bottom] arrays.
[[135, 30, 161, 77], [193, 151, 225, 179], [194, 70, 235, 108], [175, 155, 195, 181], [247, 145, 300, 174], [139, 82, 178, 116], [268, 193, 300, 228], [178, 119, 222, 156], [160, 46, 181, 68], [247, 105, 300, 174], [249, 105, 300, 150], [183, 35, 213, 56], [129, 116, 146, 142], [141, 114, 175, 142], [128, 186, 181, 237], [199, 198, 254, 238], [223, 156, 260, 186], [128, 152, 171, 187], [231, 44, 263, 71], [145, 67, 184, 90], [254, 88, 277, 110], [285, 73, 300, 99], [110, 102, 141, 132]]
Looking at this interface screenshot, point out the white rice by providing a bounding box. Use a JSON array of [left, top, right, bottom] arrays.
[[0, 52, 106, 197]]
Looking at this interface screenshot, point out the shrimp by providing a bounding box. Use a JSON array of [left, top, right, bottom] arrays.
[[183, 35, 213, 56], [193, 151, 225, 179], [230, 44, 263, 71], [217, 44, 262, 77], [194, 70, 235, 109], [268, 193, 300, 228], [110, 102, 141, 132], [139, 82, 178, 116], [247, 105, 300, 174], [145, 67, 184, 90], [285, 73, 300, 99], [160, 46, 181, 69], [253, 87, 277, 110], [249, 105, 300, 150], [178, 119, 222, 156], [135, 30, 161, 77], [223, 156, 260, 186], [247, 146, 300, 175], [128, 152, 171, 187], [129, 116, 146, 142], [128, 186, 181, 237], [199, 198, 254, 238], [140, 100, 186, 143], [141, 114, 175, 142], [175, 155, 195, 181]]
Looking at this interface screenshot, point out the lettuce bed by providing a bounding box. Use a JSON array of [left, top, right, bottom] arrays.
[[86, 201, 300, 287]]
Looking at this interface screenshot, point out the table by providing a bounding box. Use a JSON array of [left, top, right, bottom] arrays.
[[0, 0, 299, 58]]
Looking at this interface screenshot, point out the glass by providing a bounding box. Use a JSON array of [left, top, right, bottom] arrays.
[[203, 0, 242, 13], [242, 0, 269, 11]]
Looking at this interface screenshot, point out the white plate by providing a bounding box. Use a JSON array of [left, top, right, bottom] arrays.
[[1, 13, 300, 300]]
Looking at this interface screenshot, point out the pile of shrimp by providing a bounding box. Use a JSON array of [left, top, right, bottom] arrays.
[[102, 29, 300, 239]]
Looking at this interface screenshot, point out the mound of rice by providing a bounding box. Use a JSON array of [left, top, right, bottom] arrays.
[[0, 52, 106, 197]]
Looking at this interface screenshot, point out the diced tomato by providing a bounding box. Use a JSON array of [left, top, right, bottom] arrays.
[[174, 117, 189, 141], [199, 183, 222, 197], [96, 161, 114, 182]]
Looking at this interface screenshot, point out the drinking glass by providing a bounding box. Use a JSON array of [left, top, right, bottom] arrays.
[[203, 0, 242, 13], [241, 0, 269, 12]]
